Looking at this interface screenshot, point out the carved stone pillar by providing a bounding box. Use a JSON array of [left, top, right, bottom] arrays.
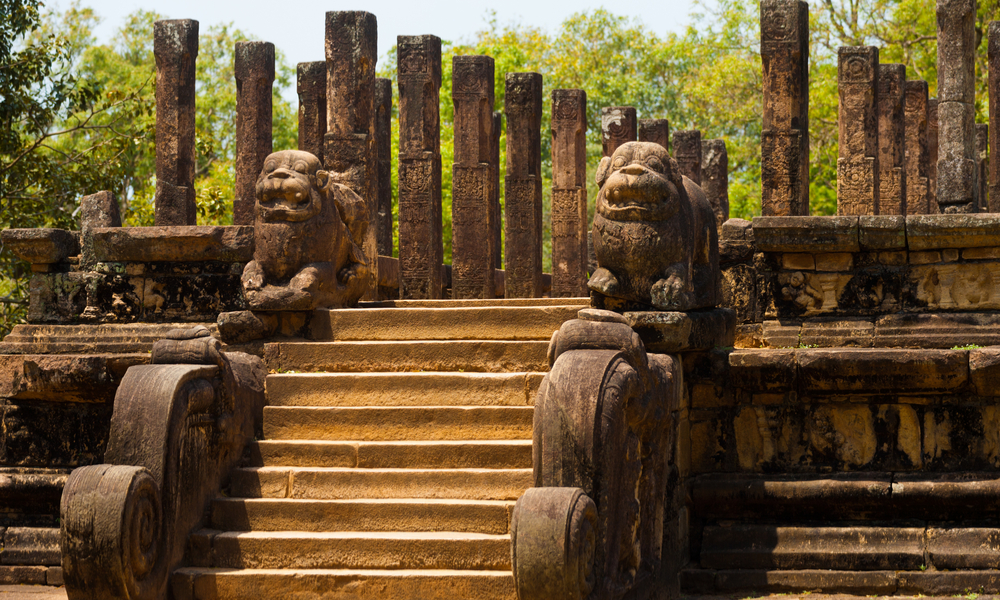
[[234, 41, 275, 226], [638, 118, 670, 151], [325, 11, 377, 296], [761, 0, 809, 216], [504, 72, 543, 298], [600, 106, 636, 157], [398, 35, 443, 299], [451, 56, 496, 299], [702, 139, 730, 228], [877, 63, 907, 215], [674, 130, 702, 185], [837, 46, 879, 216], [990, 22, 1000, 212], [929, 97, 939, 209], [375, 77, 392, 256], [551, 89, 588, 298], [977, 123, 989, 212], [905, 81, 931, 214], [491, 111, 503, 270], [297, 61, 326, 162], [936, 0, 978, 213], [153, 19, 198, 226]]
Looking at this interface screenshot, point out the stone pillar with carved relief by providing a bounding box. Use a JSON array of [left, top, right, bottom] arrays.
[[837, 46, 879, 216], [551, 89, 588, 298]]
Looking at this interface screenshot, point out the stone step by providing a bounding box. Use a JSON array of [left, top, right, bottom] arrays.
[[172, 567, 516, 600], [262, 406, 534, 442], [211, 498, 514, 535], [265, 372, 544, 407], [358, 298, 588, 308], [681, 567, 1000, 596], [700, 525, 925, 571], [230, 467, 533, 501], [250, 440, 532, 469], [190, 530, 511, 571], [311, 305, 582, 341], [265, 340, 550, 374]]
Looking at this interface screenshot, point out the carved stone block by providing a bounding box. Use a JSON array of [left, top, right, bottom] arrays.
[[638, 118, 670, 151], [590, 141, 720, 311], [504, 72, 543, 298], [297, 61, 326, 162], [761, 130, 808, 216], [234, 41, 275, 227], [551, 89, 588, 297], [878, 64, 907, 215], [837, 46, 879, 215], [702, 139, 729, 227], [904, 81, 931, 214], [674, 130, 703, 185], [600, 106, 636, 158], [153, 19, 198, 226]]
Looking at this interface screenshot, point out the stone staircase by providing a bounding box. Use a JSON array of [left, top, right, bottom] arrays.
[[172, 298, 587, 600]]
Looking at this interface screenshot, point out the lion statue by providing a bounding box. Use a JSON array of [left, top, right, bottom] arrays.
[[589, 141, 720, 311], [242, 149, 372, 310]]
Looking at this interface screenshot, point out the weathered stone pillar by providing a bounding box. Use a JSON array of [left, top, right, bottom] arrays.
[[701, 139, 729, 228], [990, 22, 1000, 212], [837, 46, 879, 216], [375, 77, 392, 256], [325, 11, 377, 295], [761, 0, 809, 216], [504, 72, 543, 298], [451, 56, 496, 299], [936, 0, 978, 213], [601, 106, 636, 157], [674, 130, 702, 185], [234, 41, 275, 227], [638, 118, 670, 151], [977, 123, 989, 212], [877, 63, 907, 215], [491, 111, 502, 270], [153, 19, 198, 226], [551, 89, 588, 298], [929, 97, 939, 209], [904, 81, 931, 214], [297, 61, 326, 162], [397, 35, 443, 299]]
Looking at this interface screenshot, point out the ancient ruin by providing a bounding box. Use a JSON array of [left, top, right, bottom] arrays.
[[6, 3, 1000, 600]]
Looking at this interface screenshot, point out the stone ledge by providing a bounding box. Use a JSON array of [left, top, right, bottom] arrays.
[[0, 322, 218, 355], [90, 226, 253, 263], [626, 308, 737, 353], [0, 228, 79, 265], [0, 354, 146, 403], [729, 347, 970, 393], [753, 216, 860, 253], [906, 214, 1000, 250]]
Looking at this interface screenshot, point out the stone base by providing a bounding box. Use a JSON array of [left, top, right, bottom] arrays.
[[626, 308, 737, 353]]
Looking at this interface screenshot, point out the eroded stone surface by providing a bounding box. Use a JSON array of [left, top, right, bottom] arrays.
[[241, 150, 372, 310], [550, 89, 588, 298], [837, 46, 879, 216], [504, 73, 543, 299], [590, 141, 720, 311], [234, 41, 275, 226], [600, 106, 636, 158]]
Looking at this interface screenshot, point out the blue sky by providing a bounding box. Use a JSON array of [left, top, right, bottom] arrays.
[[65, 0, 707, 101]]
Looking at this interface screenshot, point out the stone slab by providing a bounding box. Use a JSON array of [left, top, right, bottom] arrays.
[[265, 341, 551, 374], [251, 440, 532, 470], [728, 349, 797, 391], [265, 372, 543, 407], [753, 216, 860, 252], [1, 529, 60, 567], [0, 230, 79, 266], [0, 323, 216, 355], [0, 354, 144, 403], [211, 497, 514, 535], [309, 305, 580, 342], [172, 567, 516, 600], [625, 308, 737, 353], [89, 226, 253, 263], [796, 348, 968, 392], [701, 525, 924, 570], [859, 215, 906, 250], [928, 528, 1000, 569], [876, 313, 1000, 349], [906, 214, 1000, 250], [713, 569, 897, 594], [897, 570, 1000, 595]]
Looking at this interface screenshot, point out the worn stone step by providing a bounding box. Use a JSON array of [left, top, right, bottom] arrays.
[[700, 525, 925, 570], [311, 305, 582, 341], [265, 340, 550, 373], [172, 567, 516, 600], [250, 440, 533, 469], [192, 530, 511, 571], [359, 298, 588, 309], [211, 498, 514, 535], [262, 406, 534, 442], [265, 372, 544, 407], [230, 467, 532, 501]]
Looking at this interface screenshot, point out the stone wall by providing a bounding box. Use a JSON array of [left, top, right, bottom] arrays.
[[722, 215, 1000, 348]]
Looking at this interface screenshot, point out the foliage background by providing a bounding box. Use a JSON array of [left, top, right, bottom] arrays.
[[3, 0, 1000, 336]]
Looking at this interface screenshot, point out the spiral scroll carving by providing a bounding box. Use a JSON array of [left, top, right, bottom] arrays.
[[61, 464, 163, 600], [511, 487, 598, 600]]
